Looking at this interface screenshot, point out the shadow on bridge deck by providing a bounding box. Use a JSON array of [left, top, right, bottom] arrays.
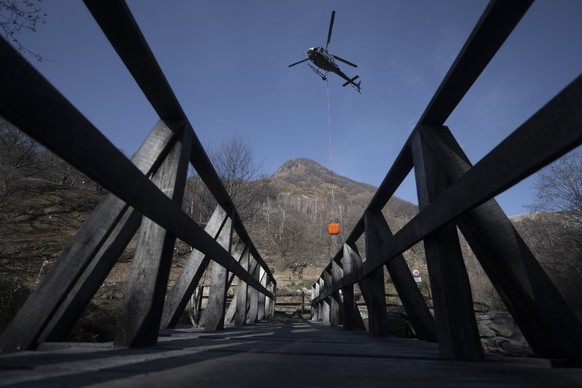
[[0, 318, 580, 387]]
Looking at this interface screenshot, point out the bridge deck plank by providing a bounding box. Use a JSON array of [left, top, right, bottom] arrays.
[[0, 318, 580, 387]]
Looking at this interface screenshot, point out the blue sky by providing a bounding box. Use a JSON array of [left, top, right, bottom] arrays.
[[14, 0, 582, 216]]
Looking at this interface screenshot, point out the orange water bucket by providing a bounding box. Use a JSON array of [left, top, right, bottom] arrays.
[[327, 223, 340, 235]]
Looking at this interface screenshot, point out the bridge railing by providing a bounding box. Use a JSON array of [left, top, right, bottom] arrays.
[[310, 0, 582, 365], [0, 0, 275, 353]]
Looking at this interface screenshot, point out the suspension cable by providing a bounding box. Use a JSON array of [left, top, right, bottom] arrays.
[[325, 78, 336, 216], [326, 78, 333, 165]]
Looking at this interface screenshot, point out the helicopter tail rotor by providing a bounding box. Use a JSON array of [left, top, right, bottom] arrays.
[[342, 75, 361, 93]]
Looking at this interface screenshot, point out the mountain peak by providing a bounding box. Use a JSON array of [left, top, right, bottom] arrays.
[[272, 158, 376, 198], [274, 158, 331, 178]]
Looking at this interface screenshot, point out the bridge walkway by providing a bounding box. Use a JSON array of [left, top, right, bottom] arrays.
[[1, 318, 580, 387]]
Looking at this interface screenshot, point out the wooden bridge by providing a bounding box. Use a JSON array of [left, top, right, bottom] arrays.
[[1, 0, 581, 386]]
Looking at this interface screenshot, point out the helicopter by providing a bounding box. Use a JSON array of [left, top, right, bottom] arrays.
[[289, 11, 361, 93]]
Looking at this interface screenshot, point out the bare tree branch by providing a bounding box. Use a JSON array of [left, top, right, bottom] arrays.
[[0, 0, 46, 61]]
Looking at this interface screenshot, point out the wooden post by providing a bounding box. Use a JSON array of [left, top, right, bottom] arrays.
[[263, 280, 274, 320], [364, 211, 437, 342], [222, 241, 249, 325], [269, 279, 277, 318], [322, 301, 331, 324], [246, 258, 260, 324], [315, 279, 322, 322], [311, 284, 318, 321], [246, 255, 259, 323], [322, 270, 333, 325], [330, 261, 342, 326], [115, 126, 193, 347], [363, 212, 390, 337], [160, 205, 229, 329], [341, 244, 367, 331], [193, 286, 204, 324], [317, 278, 325, 323], [264, 271, 273, 319], [257, 267, 266, 321], [411, 130, 482, 359], [200, 213, 234, 331], [340, 245, 355, 330], [225, 243, 250, 326], [419, 124, 582, 363], [232, 279, 248, 326], [0, 120, 177, 352]]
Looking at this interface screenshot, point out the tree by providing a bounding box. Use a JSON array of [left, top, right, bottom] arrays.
[[528, 148, 582, 248], [261, 203, 303, 263], [0, 118, 43, 174], [210, 135, 269, 218], [184, 135, 268, 224], [0, 117, 44, 210], [1, 117, 95, 191], [529, 149, 582, 215], [0, 0, 46, 61], [526, 149, 582, 314]]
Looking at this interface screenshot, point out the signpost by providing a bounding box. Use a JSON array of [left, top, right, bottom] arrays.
[[412, 268, 421, 283]]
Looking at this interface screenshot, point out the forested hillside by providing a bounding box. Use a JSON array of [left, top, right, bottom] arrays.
[[245, 157, 420, 283]]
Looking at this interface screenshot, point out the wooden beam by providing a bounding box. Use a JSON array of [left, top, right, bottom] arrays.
[[317, 278, 325, 323], [342, 244, 372, 331], [224, 242, 250, 325], [0, 38, 272, 302], [321, 270, 333, 325], [330, 0, 533, 258], [363, 212, 389, 336], [200, 214, 234, 331], [340, 245, 356, 330], [312, 75, 582, 305], [330, 262, 342, 326], [0, 120, 176, 352], [419, 125, 582, 364], [234, 248, 252, 326], [115, 126, 193, 347], [341, 245, 367, 331], [257, 268, 267, 321], [363, 211, 437, 342], [265, 281, 276, 319], [412, 132, 482, 359], [161, 206, 228, 329], [41, 121, 177, 341], [419, 0, 533, 125], [311, 284, 318, 321], [246, 260, 260, 324], [83, 0, 275, 286]]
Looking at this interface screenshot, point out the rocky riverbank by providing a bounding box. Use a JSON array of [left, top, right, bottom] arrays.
[[477, 312, 532, 357]]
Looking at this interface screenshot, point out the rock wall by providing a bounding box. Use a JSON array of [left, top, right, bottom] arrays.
[[476, 312, 532, 356]]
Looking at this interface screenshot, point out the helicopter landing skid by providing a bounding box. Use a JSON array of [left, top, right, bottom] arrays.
[[308, 64, 327, 81]]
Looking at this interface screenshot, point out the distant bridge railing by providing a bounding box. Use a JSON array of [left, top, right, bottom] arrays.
[[310, 0, 582, 365], [0, 0, 275, 353], [276, 291, 489, 317]]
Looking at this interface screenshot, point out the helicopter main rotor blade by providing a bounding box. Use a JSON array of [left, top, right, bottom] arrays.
[[333, 54, 358, 68], [326, 10, 336, 50], [288, 58, 309, 68]]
